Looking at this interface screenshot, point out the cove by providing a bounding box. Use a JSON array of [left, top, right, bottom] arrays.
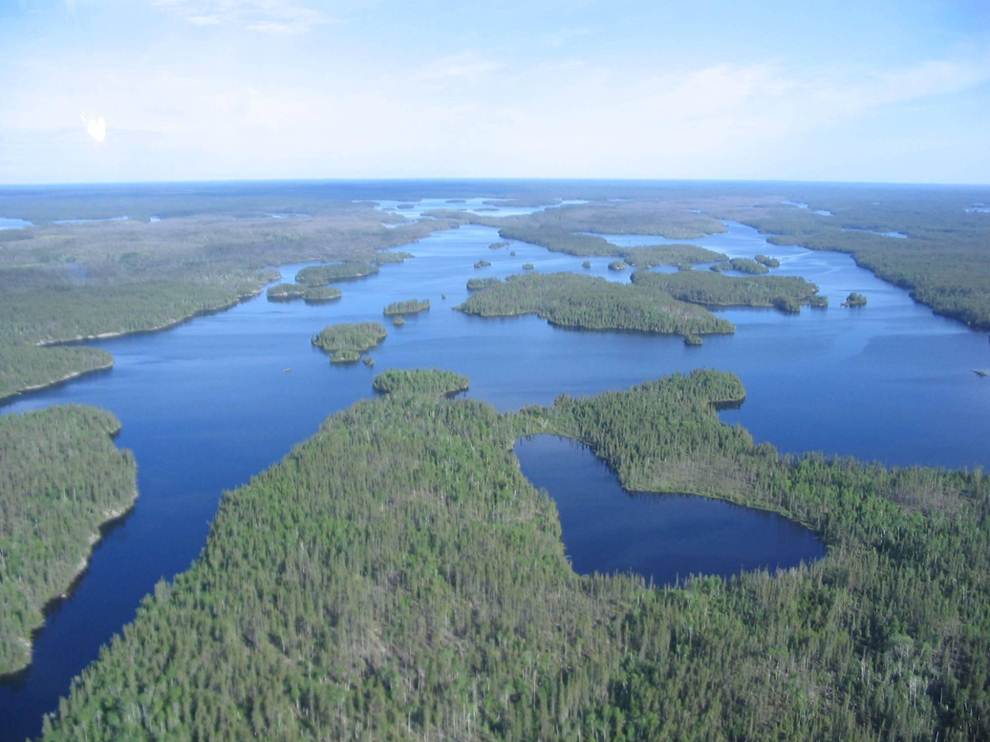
[[515, 435, 826, 585]]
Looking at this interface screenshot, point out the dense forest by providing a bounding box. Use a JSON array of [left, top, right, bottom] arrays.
[[295, 261, 379, 286], [372, 368, 469, 397], [383, 299, 430, 317], [0, 405, 136, 676], [39, 370, 990, 739], [632, 270, 826, 312], [311, 322, 388, 364], [456, 273, 734, 342]]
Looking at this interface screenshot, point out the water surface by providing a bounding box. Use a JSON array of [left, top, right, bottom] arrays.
[[515, 435, 825, 585]]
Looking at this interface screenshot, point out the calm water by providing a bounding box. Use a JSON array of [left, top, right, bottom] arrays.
[[2, 204, 989, 738], [515, 435, 825, 584]]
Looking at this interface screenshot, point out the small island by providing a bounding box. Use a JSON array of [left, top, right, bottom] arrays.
[[608, 260, 628, 272], [296, 261, 379, 286], [266, 283, 305, 302], [727, 258, 770, 275], [755, 254, 781, 268], [303, 286, 342, 304], [522, 263, 535, 271], [582, 260, 592, 269], [473, 260, 492, 270], [843, 291, 868, 308], [383, 299, 430, 317], [312, 322, 387, 364], [372, 368, 469, 397], [488, 241, 509, 250]]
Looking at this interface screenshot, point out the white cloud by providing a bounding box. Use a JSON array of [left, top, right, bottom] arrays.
[[150, 0, 331, 33], [415, 52, 503, 83]]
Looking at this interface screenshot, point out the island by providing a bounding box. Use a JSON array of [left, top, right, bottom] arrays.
[[0, 405, 136, 676], [488, 241, 509, 250], [302, 286, 342, 304], [582, 260, 591, 269], [727, 257, 770, 274], [522, 263, 535, 271], [843, 291, 868, 307], [755, 254, 781, 268], [311, 322, 387, 363], [632, 270, 825, 312], [266, 283, 305, 302], [383, 299, 430, 316], [608, 260, 628, 271], [372, 368, 469, 397], [296, 261, 379, 286], [456, 272, 734, 342], [473, 260, 492, 269]]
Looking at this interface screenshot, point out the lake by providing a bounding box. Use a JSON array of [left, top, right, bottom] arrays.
[[1, 199, 988, 739], [515, 435, 825, 585]]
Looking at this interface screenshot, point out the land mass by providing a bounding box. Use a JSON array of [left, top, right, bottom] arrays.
[[39, 371, 990, 740], [0, 405, 137, 677]]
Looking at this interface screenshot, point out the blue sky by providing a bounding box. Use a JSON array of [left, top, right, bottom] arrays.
[[1, 0, 988, 183]]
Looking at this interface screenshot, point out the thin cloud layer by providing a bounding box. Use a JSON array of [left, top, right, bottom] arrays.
[[151, 0, 331, 33]]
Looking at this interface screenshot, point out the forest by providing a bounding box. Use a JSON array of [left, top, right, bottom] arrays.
[[372, 369, 469, 397], [456, 273, 734, 342], [632, 270, 827, 311], [383, 299, 430, 317], [312, 322, 388, 364], [0, 405, 136, 676], [38, 370, 990, 740]]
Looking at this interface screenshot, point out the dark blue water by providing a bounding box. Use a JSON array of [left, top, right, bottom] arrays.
[[1, 205, 988, 739], [515, 435, 825, 584]]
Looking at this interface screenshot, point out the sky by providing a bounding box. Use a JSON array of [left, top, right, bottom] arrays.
[[0, 0, 988, 184]]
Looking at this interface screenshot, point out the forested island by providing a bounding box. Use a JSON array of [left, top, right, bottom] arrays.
[[311, 322, 387, 363], [456, 273, 734, 342], [265, 283, 305, 302], [302, 286, 343, 304], [372, 368, 469, 397], [843, 291, 868, 307], [0, 406, 136, 676], [38, 371, 990, 740], [295, 261, 379, 286], [632, 270, 826, 312], [382, 299, 430, 317]]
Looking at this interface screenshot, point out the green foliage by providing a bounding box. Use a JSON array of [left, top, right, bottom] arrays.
[[632, 270, 823, 311], [383, 299, 429, 317], [303, 286, 343, 304], [473, 260, 492, 269], [296, 261, 378, 286], [844, 292, 868, 308], [621, 244, 726, 268], [755, 254, 781, 268], [466, 277, 501, 292], [727, 258, 769, 274], [42, 371, 990, 740], [372, 369, 469, 397], [266, 283, 305, 302], [312, 322, 387, 363], [0, 406, 136, 676], [607, 260, 627, 271], [456, 272, 734, 340]]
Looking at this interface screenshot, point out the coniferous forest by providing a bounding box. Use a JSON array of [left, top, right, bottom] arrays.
[[0, 406, 136, 676], [38, 371, 990, 740]]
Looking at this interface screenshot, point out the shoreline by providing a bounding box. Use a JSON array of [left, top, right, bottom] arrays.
[[0, 491, 139, 681], [0, 285, 265, 406]]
